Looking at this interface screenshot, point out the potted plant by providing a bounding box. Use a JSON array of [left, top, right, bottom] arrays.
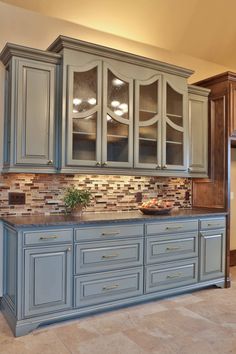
[[63, 186, 92, 216]]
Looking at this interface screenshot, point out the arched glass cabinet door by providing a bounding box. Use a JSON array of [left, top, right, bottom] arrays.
[[67, 61, 102, 166], [163, 80, 187, 170], [134, 75, 162, 169], [102, 64, 133, 167]]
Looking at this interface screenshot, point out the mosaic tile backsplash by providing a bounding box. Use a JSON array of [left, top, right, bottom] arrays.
[[0, 174, 192, 216]]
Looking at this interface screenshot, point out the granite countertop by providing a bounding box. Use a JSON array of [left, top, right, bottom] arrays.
[[1, 208, 228, 228]]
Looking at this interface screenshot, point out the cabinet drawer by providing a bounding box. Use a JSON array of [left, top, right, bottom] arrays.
[[75, 224, 144, 242], [146, 220, 198, 236], [200, 218, 226, 230], [24, 229, 73, 246], [75, 267, 143, 307], [146, 232, 198, 265], [75, 238, 143, 274], [145, 259, 198, 294]]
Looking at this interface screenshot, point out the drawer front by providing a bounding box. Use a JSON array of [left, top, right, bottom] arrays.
[[200, 217, 226, 230], [145, 259, 198, 294], [75, 224, 144, 242], [146, 220, 198, 236], [75, 238, 144, 274], [75, 267, 143, 307], [24, 229, 73, 246], [146, 232, 198, 265]]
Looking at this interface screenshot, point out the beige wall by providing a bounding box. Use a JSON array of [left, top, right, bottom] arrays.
[[231, 148, 236, 250]]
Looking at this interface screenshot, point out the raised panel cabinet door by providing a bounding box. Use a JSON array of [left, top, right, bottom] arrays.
[[15, 58, 56, 166], [134, 75, 162, 169], [200, 229, 226, 281], [66, 61, 102, 167], [188, 87, 209, 175], [24, 245, 72, 317], [162, 78, 188, 171], [102, 63, 133, 168]]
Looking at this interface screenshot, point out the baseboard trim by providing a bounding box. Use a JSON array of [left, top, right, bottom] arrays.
[[230, 250, 236, 266]]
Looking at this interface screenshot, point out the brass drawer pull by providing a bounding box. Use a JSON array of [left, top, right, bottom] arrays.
[[166, 246, 181, 251], [102, 284, 119, 291], [165, 226, 182, 230], [101, 231, 120, 236], [207, 223, 221, 227], [102, 253, 119, 259], [39, 236, 58, 240], [166, 272, 183, 279]]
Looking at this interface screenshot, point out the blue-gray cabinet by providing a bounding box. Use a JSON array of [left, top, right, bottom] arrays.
[[1, 215, 226, 337], [24, 245, 72, 317], [0, 44, 61, 172]]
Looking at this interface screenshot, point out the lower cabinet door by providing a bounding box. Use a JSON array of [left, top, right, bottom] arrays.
[[145, 259, 198, 294], [200, 229, 225, 281], [75, 267, 143, 308], [24, 245, 72, 317]]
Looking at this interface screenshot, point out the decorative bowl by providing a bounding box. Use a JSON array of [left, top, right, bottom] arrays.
[[139, 207, 173, 215]]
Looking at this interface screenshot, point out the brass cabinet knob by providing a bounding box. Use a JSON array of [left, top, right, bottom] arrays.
[[102, 161, 108, 166], [162, 165, 167, 169], [47, 160, 53, 165], [156, 164, 161, 169], [95, 161, 101, 166]]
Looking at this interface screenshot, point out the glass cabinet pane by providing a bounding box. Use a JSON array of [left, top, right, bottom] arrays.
[[166, 84, 183, 126], [107, 70, 129, 120], [72, 113, 97, 160], [166, 123, 183, 165], [107, 115, 128, 162], [139, 81, 158, 121], [73, 67, 97, 113], [139, 123, 158, 163]]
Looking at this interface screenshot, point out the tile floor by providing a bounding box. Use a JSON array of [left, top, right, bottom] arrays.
[[1, 268, 236, 354]]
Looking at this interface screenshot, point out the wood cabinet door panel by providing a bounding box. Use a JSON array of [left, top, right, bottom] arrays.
[[24, 246, 72, 317]]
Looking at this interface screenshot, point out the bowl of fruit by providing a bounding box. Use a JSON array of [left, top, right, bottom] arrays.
[[139, 198, 173, 215]]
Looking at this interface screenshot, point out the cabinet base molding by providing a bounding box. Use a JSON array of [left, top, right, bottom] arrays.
[[1, 277, 225, 337]]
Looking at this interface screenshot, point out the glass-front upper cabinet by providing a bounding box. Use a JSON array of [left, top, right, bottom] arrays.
[[163, 80, 187, 170], [134, 75, 162, 169], [67, 61, 102, 166], [103, 64, 133, 167]]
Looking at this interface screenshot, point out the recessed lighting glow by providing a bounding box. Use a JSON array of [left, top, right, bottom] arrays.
[[119, 103, 128, 112], [111, 100, 120, 108], [112, 78, 124, 86], [114, 109, 123, 116], [88, 97, 97, 105], [73, 98, 82, 105]]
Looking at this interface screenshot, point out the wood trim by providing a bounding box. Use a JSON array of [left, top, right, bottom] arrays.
[[230, 250, 236, 266]]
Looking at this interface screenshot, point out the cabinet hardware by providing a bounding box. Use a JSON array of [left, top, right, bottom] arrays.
[[156, 164, 161, 169], [102, 284, 119, 291], [162, 165, 168, 169], [101, 253, 119, 259], [207, 223, 220, 227], [67, 247, 71, 252], [166, 246, 181, 251], [166, 272, 182, 279], [101, 231, 120, 236], [188, 167, 192, 172], [47, 160, 53, 165], [95, 161, 101, 166], [39, 236, 58, 240], [102, 162, 108, 166], [165, 226, 182, 230]]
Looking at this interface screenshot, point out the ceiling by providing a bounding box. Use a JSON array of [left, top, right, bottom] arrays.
[[1, 0, 236, 69]]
